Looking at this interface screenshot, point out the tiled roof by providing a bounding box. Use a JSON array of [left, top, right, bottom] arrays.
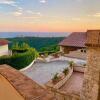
[[0, 39, 9, 46], [0, 65, 54, 100], [59, 32, 86, 48]]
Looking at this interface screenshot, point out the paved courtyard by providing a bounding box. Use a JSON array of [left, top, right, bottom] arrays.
[[22, 60, 69, 85], [22, 56, 86, 85]]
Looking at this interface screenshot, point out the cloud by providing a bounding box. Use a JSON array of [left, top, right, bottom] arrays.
[[23, 16, 40, 19], [17, 7, 23, 12], [26, 10, 42, 16], [93, 13, 100, 17], [0, 0, 22, 10], [11, 7, 23, 17], [23, 12, 43, 19], [39, 0, 47, 3], [0, 0, 15, 5], [36, 12, 42, 16], [0, 0, 23, 10], [88, 12, 100, 18], [12, 11, 22, 16], [71, 18, 81, 21], [26, 10, 34, 14], [12, 9, 42, 18]]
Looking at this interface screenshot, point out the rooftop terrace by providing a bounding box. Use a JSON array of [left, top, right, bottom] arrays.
[[0, 65, 54, 100]]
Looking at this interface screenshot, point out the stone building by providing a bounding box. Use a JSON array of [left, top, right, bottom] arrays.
[[59, 32, 86, 54], [81, 30, 100, 100], [49, 30, 100, 100]]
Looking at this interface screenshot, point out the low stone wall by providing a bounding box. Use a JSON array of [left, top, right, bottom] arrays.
[[50, 88, 80, 100], [46, 67, 73, 89], [73, 66, 85, 73], [46, 66, 82, 100]]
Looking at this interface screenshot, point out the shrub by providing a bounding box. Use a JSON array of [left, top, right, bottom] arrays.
[[0, 55, 11, 65], [52, 73, 59, 83], [39, 45, 60, 53], [44, 52, 48, 57], [63, 68, 69, 75], [68, 61, 74, 68], [11, 42, 29, 54], [0, 48, 39, 70]]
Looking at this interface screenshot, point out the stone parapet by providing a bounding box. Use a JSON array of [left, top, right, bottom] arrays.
[[50, 88, 80, 100], [73, 66, 85, 73], [0, 65, 54, 100], [46, 67, 73, 90]]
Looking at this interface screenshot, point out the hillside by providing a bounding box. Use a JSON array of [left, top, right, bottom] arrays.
[[7, 37, 64, 52]]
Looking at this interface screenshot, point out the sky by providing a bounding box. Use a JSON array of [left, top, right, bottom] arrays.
[[0, 0, 100, 32]]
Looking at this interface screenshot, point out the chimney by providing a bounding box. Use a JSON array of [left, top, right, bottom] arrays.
[[86, 30, 100, 47]]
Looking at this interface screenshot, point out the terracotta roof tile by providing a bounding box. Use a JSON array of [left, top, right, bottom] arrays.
[[59, 32, 86, 48], [0, 65, 54, 100], [0, 39, 9, 46]]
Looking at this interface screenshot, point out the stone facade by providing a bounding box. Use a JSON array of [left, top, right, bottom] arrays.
[[60, 46, 78, 54], [81, 30, 100, 100], [51, 89, 80, 100]]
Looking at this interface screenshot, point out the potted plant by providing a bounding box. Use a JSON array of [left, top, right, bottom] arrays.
[[68, 61, 74, 69], [63, 68, 69, 75], [83, 64, 86, 67], [52, 73, 60, 84]]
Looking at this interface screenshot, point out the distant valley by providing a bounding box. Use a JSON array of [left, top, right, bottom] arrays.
[[0, 32, 70, 38]]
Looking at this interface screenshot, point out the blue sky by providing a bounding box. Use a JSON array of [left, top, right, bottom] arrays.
[[0, 0, 100, 32]]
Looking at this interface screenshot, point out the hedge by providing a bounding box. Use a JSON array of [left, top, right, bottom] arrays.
[[0, 48, 39, 69]]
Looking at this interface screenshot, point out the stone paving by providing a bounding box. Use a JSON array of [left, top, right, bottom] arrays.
[[22, 60, 69, 85], [60, 71, 84, 95]]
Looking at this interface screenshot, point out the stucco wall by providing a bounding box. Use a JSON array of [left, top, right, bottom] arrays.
[[0, 44, 8, 56], [0, 74, 24, 100]]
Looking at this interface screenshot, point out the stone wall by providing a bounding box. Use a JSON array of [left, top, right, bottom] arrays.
[[60, 46, 78, 54], [50, 88, 80, 100], [81, 47, 100, 100], [46, 67, 73, 89], [73, 66, 85, 73], [46, 67, 84, 100]]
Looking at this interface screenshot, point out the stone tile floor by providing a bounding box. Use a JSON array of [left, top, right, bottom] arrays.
[[59, 71, 84, 95]]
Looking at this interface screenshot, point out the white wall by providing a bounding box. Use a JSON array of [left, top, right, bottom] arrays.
[[0, 44, 8, 56]]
